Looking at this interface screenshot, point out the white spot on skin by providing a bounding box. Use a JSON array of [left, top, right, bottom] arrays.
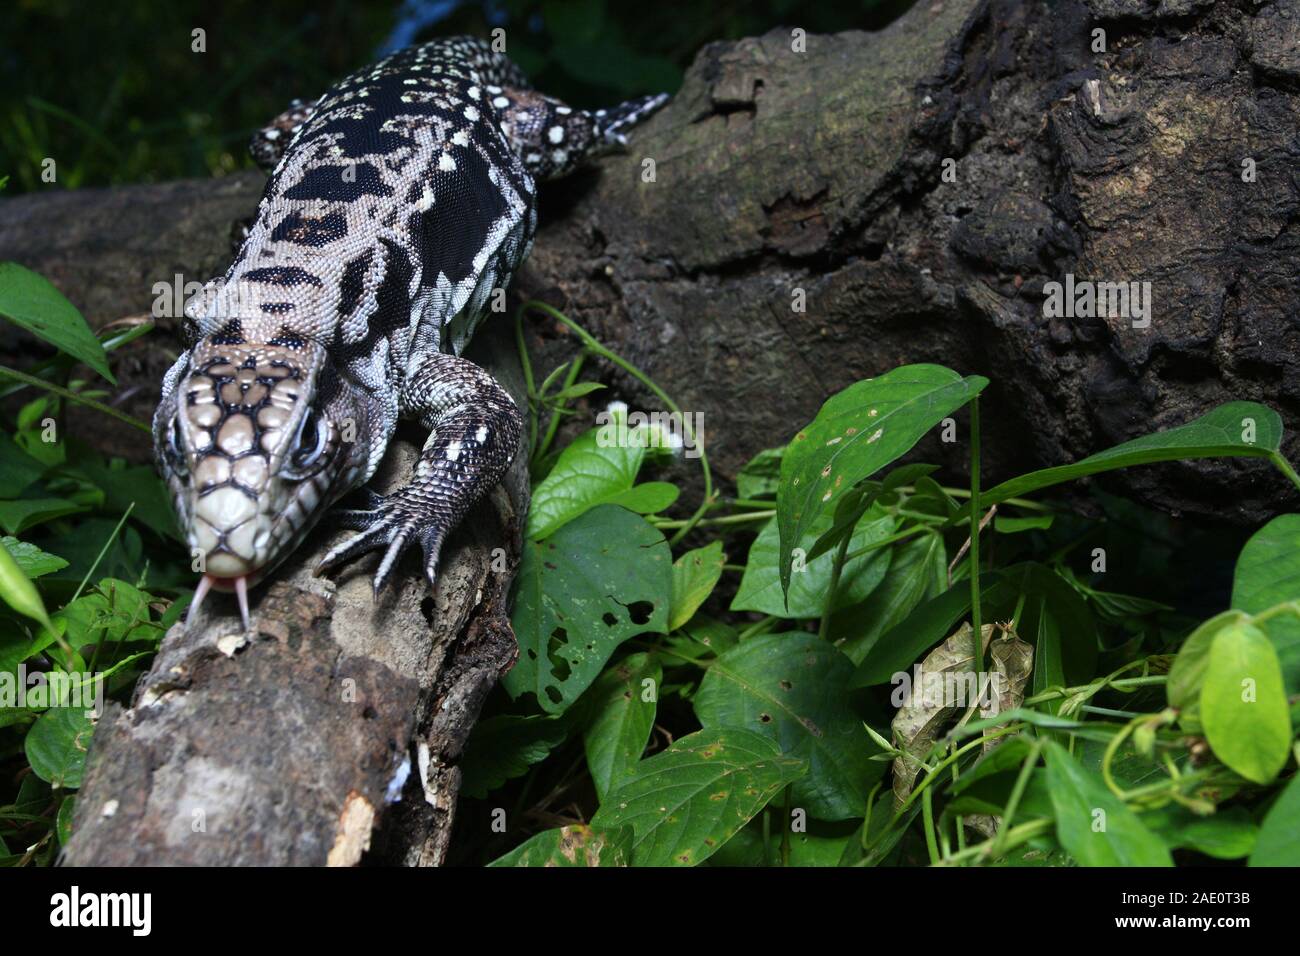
[[548, 126, 565, 144], [551, 149, 567, 165], [556, 105, 571, 115], [467, 86, 480, 99], [451, 129, 469, 147], [463, 105, 479, 121], [445, 439, 463, 461], [264, 129, 280, 140], [438, 153, 457, 172], [475, 425, 488, 442], [493, 96, 509, 109]]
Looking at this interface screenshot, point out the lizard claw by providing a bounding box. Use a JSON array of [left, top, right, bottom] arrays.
[[315, 492, 447, 597]]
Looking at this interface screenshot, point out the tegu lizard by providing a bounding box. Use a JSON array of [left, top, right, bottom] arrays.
[[153, 37, 667, 626]]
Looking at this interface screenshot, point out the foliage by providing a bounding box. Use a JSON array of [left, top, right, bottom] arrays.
[[464, 300, 1300, 868], [0, 263, 190, 866]]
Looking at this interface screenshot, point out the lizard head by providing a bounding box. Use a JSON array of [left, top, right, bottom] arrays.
[[154, 333, 374, 605]]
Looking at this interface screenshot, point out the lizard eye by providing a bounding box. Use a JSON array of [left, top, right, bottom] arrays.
[[290, 408, 328, 472]]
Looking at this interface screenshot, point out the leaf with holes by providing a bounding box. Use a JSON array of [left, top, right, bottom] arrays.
[[489, 824, 633, 867], [505, 505, 670, 714], [777, 364, 987, 597], [694, 632, 882, 820], [592, 727, 806, 866], [584, 653, 662, 801]]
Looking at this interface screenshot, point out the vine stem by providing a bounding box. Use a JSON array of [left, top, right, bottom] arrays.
[[533, 351, 587, 467], [0, 365, 150, 433], [518, 301, 714, 546]]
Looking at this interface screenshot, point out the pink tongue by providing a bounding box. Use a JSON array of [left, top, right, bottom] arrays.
[[185, 574, 251, 631]]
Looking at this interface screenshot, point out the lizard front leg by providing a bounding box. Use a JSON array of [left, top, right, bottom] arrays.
[[315, 351, 522, 596]]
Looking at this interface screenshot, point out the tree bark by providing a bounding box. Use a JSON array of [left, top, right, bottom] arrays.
[[4, 0, 1298, 863]]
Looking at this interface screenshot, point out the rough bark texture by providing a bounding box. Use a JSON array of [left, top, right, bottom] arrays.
[[4, 0, 1299, 863], [516, 0, 1300, 523]]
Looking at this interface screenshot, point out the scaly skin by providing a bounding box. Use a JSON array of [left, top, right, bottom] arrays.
[[153, 37, 668, 624]]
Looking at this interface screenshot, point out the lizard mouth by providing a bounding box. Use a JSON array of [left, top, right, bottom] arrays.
[[186, 570, 264, 632]]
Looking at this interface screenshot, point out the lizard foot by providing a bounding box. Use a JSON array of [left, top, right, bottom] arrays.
[[315, 488, 450, 598]]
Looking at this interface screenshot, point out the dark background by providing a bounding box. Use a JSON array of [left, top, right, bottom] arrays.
[[0, 0, 913, 193]]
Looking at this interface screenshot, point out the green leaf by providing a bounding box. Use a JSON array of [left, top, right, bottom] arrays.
[[0, 537, 51, 630], [592, 728, 806, 866], [777, 365, 987, 596], [488, 824, 632, 867], [547, 381, 606, 402], [850, 571, 1007, 687], [1199, 621, 1291, 784], [1144, 805, 1257, 860], [1250, 773, 1300, 866], [982, 402, 1282, 506], [993, 514, 1055, 533], [0, 262, 115, 383], [736, 447, 784, 499], [732, 509, 895, 618], [459, 715, 570, 799], [525, 421, 669, 540], [806, 463, 939, 563], [56, 795, 76, 846], [834, 532, 946, 665], [584, 653, 662, 801], [0, 537, 67, 578], [1166, 610, 1246, 717], [0, 498, 88, 535], [505, 505, 671, 714], [694, 632, 882, 820], [71, 460, 181, 542], [669, 541, 724, 632], [1042, 740, 1173, 866], [25, 705, 95, 788], [0, 432, 46, 497], [603, 481, 679, 516], [706, 816, 857, 866], [1231, 514, 1300, 693], [1019, 565, 1098, 708]]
